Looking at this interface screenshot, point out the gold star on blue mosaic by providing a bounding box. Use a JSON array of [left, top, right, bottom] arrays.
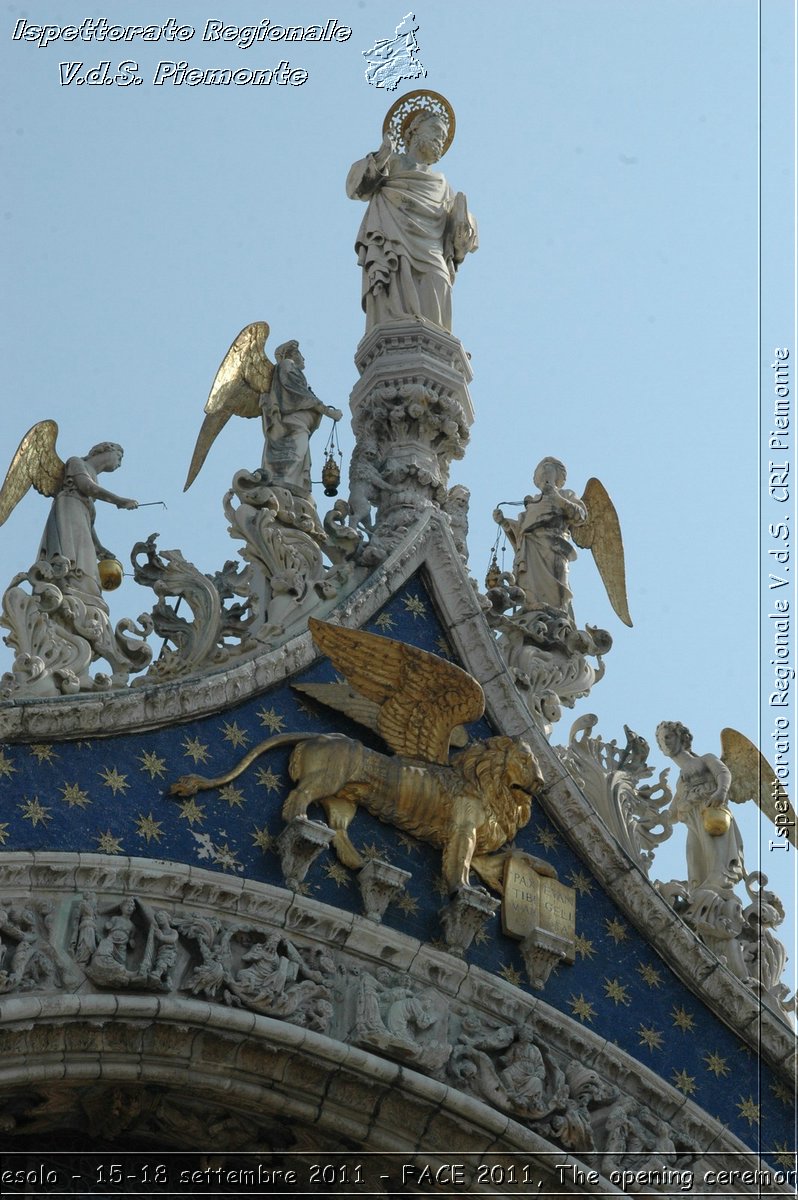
[[323, 862, 350, 887], [179, 798, 206, 826], [568, 994, 596, 1023], [736, 1095, 760, 1125], [603, 977, 631, 1005], [136, 812, 164, 844], [99, 767, 129, 795], [396, 892, 419, 915], [499, 964, 523, 987], [433, 874, 449, 898], [96, 831, 123, 854], [219, 784, 245, 808], [605, 917, 628, 943], [182, 737, 210, 764], [0, 751, 16, 779], [636, 961, 663, 987], [373, 612, 396, 631], [213, 843, 241, 871], [222, 721, 250, 748], [703, 1052, 730, 1078], [574, 934, 595, 960], [0, 824, 9, 846], [671, 1005, 696, 1032], [257, 707, 285, 733], [671, 1069, 697, 1096], [473, 925, 490, 945], [434, 637, 453, 659], [397, 833, 418, 854], [251, 825, 274, 852], [138, 750, 167, 779], [770, 1080, 793, 1106], [60, 782, 90, 809], [568, 869, 594, 896], [536, 827, 559, 851], [255, 767, 282, 792], [773, 1143, 796, 1170], [30, 744, 57, 763], [361, 841, 388, 863], [19, 797, 51, 826], [403, 595, 427, 618], [638, 1024, 664, 1051]]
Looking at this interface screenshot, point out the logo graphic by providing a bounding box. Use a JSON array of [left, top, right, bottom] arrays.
[[362, 12, 426, 91]]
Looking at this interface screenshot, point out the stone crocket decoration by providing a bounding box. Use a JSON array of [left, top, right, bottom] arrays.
[[489, 457, 630, 727], [347, 90, 478, 334], [172, 617, 543, 895], [0, 421, 152, 696], [656, 721, 796, 1015]]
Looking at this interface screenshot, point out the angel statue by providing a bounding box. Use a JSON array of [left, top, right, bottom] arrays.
[[184, 322, 341, 497], [172, 618, 544, 896], [655, 722, 795, 1009], [0, 422, 151, 696], [494, 457, 631, 628], [656, 722, 795, 892], [0, 422, 138, 595], [347, 90, 478, 334]]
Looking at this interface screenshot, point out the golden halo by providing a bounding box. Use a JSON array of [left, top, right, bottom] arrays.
[[382, 90, 455, 156]]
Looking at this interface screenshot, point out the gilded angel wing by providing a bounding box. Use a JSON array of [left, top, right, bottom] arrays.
[[721, 727, 796, 842], [293, 681, 469, 749], [307, 617, 484, 764], [184, 322, 274, 491], [0, 420, 64, 527], [571, 477, 632, 627]]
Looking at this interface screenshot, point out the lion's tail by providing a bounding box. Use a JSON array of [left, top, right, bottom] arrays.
[[170, 732, 315, 797]]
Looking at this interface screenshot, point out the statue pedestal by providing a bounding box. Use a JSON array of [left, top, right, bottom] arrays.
[[349, 321, 474, 563], [439, 886, 499, 957], [277, 819, 334, 891], [358, 858, 412, 923]]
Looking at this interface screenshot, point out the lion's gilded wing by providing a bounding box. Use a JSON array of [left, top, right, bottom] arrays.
[[721, 727, 796, 841], [184, 322, 274, 491], [572, 477, 632, 627], [0, 420, 64, 527], [308, 618, 485, 764], [293, 680, 470, 749]]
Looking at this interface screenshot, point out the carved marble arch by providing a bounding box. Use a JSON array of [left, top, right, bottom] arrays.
[[0, 1015, 583, 1197]]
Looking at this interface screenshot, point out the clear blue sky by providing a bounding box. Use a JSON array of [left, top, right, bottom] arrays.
[[1, 2, 795, 980]]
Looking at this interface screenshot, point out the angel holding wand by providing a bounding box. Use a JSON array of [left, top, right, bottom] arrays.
[[0, 422, 139, 595]]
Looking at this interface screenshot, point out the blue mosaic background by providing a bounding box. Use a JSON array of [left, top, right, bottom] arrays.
[[0, 573, 793, 1165]]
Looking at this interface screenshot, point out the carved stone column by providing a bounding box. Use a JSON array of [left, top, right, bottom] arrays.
[[349, 322, 474, 564]]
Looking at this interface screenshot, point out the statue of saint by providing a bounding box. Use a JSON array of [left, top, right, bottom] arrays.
[[346, 91, 478, 334], [260, 341, 342, 496]]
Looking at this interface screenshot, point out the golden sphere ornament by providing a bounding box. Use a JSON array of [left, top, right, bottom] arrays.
[[98, 557, 124, 591], [701, 805, 732, 837]]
